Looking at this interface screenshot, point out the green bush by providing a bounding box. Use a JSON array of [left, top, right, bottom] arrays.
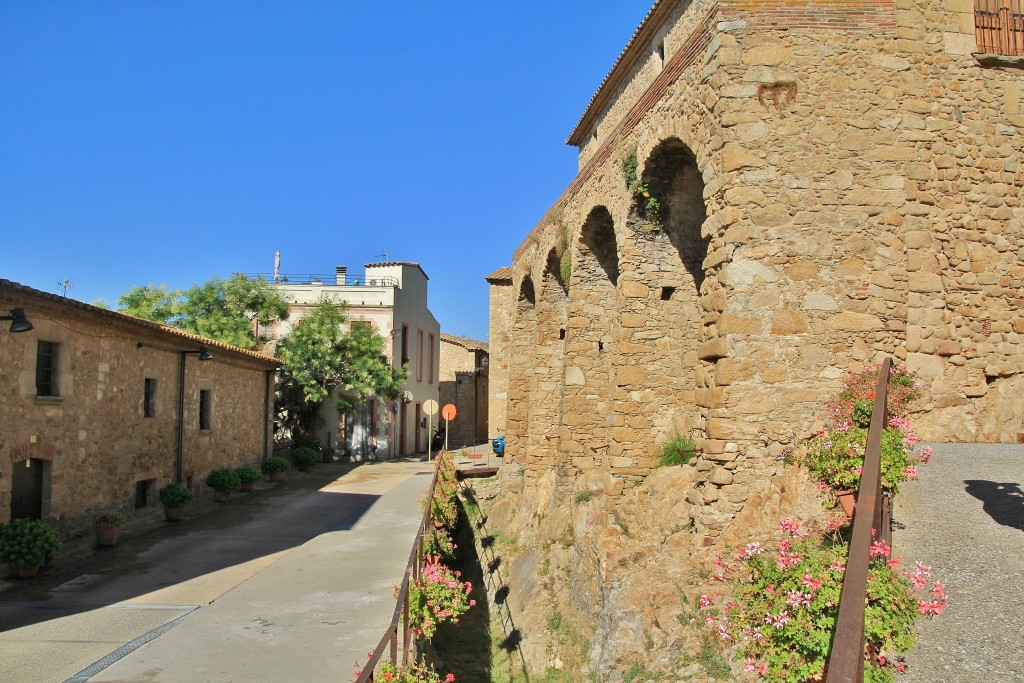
[[660, 434, 698, 467], [93, 511, 125, 525], [235, 465, 262, 484], [290, 446, 319, 467], [0, 519, 62, 567], [204, 468, 241, 492], [261, 456, 291, 474], [158, 483, 195, 508]]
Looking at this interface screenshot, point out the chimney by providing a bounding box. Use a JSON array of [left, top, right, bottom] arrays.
[[335, 266, 347, 285]]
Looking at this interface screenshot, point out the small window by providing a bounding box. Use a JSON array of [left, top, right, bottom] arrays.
[[660, 286, 676, 301], [199, 389, 212, 430], [417, 330, 424, 382], [144, 378, 157, 418], [36, 341, 60, 397], [559, 328, 566, 340], [428, 333, 435, 384], [974, 0, 1024, 56], [656, 40, 666, 65], [401, 325, 409, 365]]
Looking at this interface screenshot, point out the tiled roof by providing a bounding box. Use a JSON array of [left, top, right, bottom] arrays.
[[0, 279, 281, 365], [566, 0, 672, 146], [441, 333, 489, 353], [364, 261, 430, 281], [485, 266, 513, 283]]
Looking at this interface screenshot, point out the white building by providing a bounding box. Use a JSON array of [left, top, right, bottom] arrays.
[[269, 262, 441, 459]]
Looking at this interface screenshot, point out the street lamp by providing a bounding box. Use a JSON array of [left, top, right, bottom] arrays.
[[1, 308, 32, 333]]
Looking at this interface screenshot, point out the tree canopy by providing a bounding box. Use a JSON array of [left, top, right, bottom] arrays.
[[117, 274, 290, 349], [276, 300, 405, 440]]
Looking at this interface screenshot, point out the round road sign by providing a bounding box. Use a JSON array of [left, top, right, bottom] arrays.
[[423, 399, 439, 416], [441, 403, 457, 421]]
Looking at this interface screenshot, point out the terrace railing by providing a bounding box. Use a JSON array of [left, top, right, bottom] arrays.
[[825, 357, 894, 683]]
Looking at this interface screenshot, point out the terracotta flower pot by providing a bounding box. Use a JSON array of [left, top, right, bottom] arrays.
[[240, 481, 255, 493], [213, 489, 231, 503], [8, 564, 40, 578], [269, 471, 285, 482], [164, 506, 185, 522], [95, 522, 121, 547], [835, 489, 857, 520]]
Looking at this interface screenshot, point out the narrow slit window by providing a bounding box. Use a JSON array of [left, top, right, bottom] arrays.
[[144, 378, 157, 418], [36, 340, 60, 397], [199, 389, 212, 430]]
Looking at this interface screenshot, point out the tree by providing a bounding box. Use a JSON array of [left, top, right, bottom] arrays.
[[116, 275, 290, 350], [276, 300, 405, 442]]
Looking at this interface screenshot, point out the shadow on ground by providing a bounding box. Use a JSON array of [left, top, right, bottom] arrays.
[[964, 479, 1024, 532]]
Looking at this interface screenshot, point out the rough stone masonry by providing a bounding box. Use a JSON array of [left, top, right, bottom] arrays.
[[491, 0, 1024, 542]]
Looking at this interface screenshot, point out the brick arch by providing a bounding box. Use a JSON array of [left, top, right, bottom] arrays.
[[517, 276, 536, 306]]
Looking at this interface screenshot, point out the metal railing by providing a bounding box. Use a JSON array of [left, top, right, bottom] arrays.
[[242, 273, 400, 288], [353, 456, 440, 682], [975, 0, 1024, 56], [825, 357, 894, 683]]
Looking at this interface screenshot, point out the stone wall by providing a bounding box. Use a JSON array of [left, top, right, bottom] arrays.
[[494, 0, 1024, 545], [486, 269, 512, 441], [438, 334, 489, 448], [0, 281, 278, 537]]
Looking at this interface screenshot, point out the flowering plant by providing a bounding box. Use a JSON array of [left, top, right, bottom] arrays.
[[428, 450, 459, 529], [702, 519, 946, 683], [372, 661, 454, 682], [423, 525, 456, 560], [825, 364, 923, 428], [404, 559, 475, 639], [798, 420, 932, 495]]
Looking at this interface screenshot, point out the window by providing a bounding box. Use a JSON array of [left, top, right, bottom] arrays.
[[199, 389, 212, 430], [35, 341, 60, 397], [417, 330, 424, 382], [401, 324, 409, 365], [144, 378, 157, 418], [428, 333, 435, 384], [975, 0, 1024, 56], [135, 479, 156, 508]]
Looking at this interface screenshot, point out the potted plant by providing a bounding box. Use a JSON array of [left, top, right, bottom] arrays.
[[0, 518, 62, 578], [235, 465, 262, 492], [404, 558, 475, 639], [290, 446, 319, 472], [94, 510, 126, 547], [158, 483, 195, 522], [262, 456, 291, 482], [205, 468, 241, 502]]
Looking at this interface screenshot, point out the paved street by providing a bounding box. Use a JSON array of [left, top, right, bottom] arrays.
[[894, 443, 1024, 683], [0, 458, 434, 683]]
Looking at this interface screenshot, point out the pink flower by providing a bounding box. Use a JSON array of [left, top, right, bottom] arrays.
[[869, 540, 891, 558], [802, 572, 822, 591], [739, 542, 765, 558], [700, 594, 713, 607], [917, 599, 946, 616], [780, 518, 802, 537], [829, 560, 846, 574], [919, 446, 933, 463], [903, 465, 918, 479]]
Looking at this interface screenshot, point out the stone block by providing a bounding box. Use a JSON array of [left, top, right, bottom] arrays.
[[695, 388, 725, 408], [909, 272, 944, 293], [698, 338, 728, 361], [710, 468, 734, 486], [719, 313, 763, 335], [620, 313, 647, 328], [615, 366, 646, 387], [771, 309, 810, 335], [742, 43, 791, 66], [936, 340, 962, 356], [621, 281, 648, 298], [722, 143, 764, 172], [825, 312, 884, 331]]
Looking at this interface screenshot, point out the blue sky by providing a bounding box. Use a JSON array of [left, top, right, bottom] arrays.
[[1, 1, 652, 341]]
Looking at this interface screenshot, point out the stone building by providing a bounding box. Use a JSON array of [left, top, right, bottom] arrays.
[[268, 262, 441, 458], [437, 333, 489, 449], [493, 0, 1024, 541], [486, 267, 513, 442], [0, 279, 280, 537]]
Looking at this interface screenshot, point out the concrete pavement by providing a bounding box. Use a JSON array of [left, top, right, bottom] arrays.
[[0, 458, 434, 683], [894, 443, 1024, 682]]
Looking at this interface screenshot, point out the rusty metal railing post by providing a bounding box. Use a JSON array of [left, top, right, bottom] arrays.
[[826, 357, 892, 683]]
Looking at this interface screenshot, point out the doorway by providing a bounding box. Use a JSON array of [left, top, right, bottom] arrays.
[[11, 458, 46, 520]]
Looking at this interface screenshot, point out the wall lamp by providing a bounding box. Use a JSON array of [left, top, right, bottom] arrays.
[[2, 308, 33, 333]]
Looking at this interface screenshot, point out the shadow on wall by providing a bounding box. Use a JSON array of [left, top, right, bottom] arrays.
[[963, 479, 1024, 532]]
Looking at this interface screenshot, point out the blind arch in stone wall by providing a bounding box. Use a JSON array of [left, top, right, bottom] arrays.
[[506, 275, 537, 469]]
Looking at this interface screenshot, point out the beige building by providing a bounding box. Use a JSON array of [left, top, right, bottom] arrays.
[[437, 334, 489, 449], [485, 267, 513, 443], [0, 279, 280, 537], [493, 0, 1024, 540], [269, 262, 441, 458]]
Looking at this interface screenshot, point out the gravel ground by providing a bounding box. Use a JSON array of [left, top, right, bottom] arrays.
[[893, 442, 1023, 683]]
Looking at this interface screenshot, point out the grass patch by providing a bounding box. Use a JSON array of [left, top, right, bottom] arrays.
[[660, 434, 698, 467]]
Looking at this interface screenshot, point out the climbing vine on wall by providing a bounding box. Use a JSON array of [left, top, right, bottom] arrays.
[[555, 223, 572, 290], [622, 151, 663, 225]]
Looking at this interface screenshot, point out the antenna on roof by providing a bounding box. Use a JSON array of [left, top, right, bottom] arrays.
[[57, 278, 73, 297], [375, 251, 390, 262]]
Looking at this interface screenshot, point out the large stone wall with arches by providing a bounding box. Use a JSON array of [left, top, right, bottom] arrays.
[[496, 0, 1024, 543]]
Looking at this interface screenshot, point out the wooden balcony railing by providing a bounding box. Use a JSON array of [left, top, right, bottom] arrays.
[[975, 0, 1024, 56], [825, 357, 894, 683]]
